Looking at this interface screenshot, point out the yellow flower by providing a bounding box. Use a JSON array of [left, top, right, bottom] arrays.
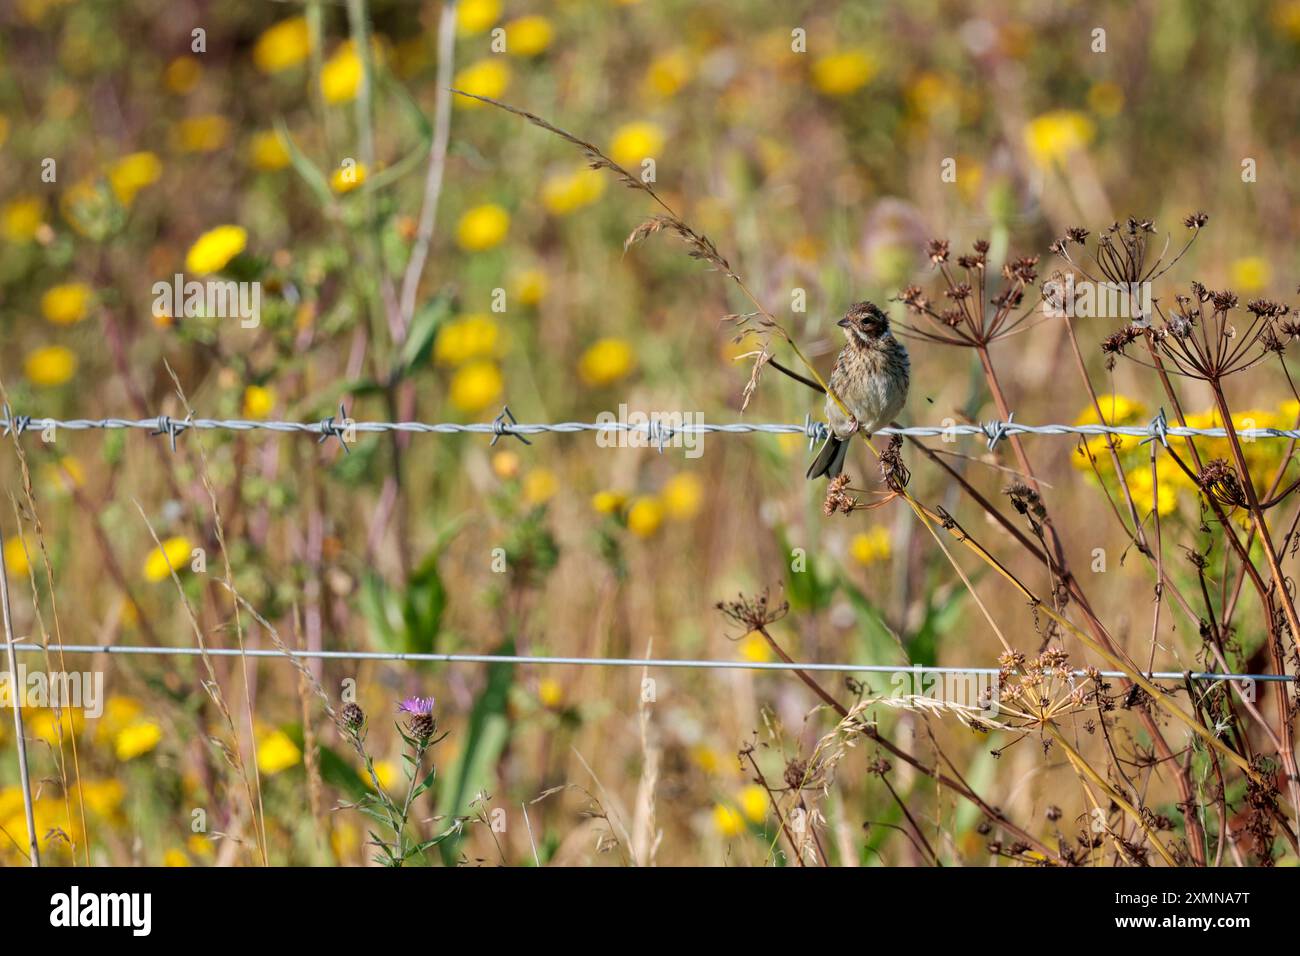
[[3, 536, 31, 578], [538, 677, 563, 708], [41, 282, 92, 325], [434, 314, 499, 365], [1230, 256, 1271, 293], [1023, 110, 1094, 168], [143, 535, 192, 583], [321, 41, 364, 104], [80, 779, 125, 819], [1275, 0, 1300, 39], [907, 71, 959, 119], [28, 708, 86, 746], [372, 759, 398, 791], [738, 631, 772, 663], [25, 346, 77, 387], [115, 720, 162, 760], [737, 784, 767, 823], [456, 203, 510, 251], [609, 121, 665, 168], [1075, 394, 1145, 426], [457, 0, 501, 36], [449, 360, 504, 412], [175, 114, 231, 153], [523, 468, 558, 504], [850, 527, 892, 565], [691, 744, 722, 775], [163, 848, 191, 867], [164, 55, 201, 94], [185, 224, 247, 275], [107, 152, 162, 205], [248, 130, 290, 171], [454, 58, 511, 106], [330, 162, 368, 193], [96, 696, 143, 745], [578, 337, 635, 386], [1088, 81, 1124, 118], [242, 384, 276, 419], [541, 165, 606, 215], [492, 450, 520, 479], [331, 821, 360, 860], [811, 50, 877, 95], [511, 267, 548, 306], [257, 729, 302, 775], [253, 17, 312, 74], [505, 16, 553, 56], [644, 49, 691, 98], [2, 196, 44, 243], [592, 490, 627, 515], [1126, 464, 1178, 517], [661, 473, 703, 520], [187, 833, 214, 859], [626, 496, 664, 537], [712, 802, 746, 837]]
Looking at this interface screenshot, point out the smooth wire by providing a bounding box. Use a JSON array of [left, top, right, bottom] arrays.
[[3, 641, 1289, 682]]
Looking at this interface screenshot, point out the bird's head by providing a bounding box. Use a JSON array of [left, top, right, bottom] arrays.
[[838, 301, 890, 346]]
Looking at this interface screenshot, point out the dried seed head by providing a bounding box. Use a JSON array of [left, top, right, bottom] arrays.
[[879, 436, 910, 492], [341, 702, 366, 732], [1198, 459, 1247, 508], [823, 473, 857, 516]]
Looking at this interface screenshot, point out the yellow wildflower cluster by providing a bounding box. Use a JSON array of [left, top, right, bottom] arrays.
[[437, 314, 504, 413], [591, 473, 702, 539], [1073, 396, 1300, 515]]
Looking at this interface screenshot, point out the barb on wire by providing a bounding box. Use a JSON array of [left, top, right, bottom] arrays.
[[5, 409, 1300, 445], [3, 641, 1290, 682]]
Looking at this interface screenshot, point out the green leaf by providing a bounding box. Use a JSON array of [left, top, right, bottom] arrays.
[[401, 551, 447, 655], [437, 642, 515, 864], [394, 289, 452, 379], [275, 117, 334, 208], [359, 547, 449, 655]]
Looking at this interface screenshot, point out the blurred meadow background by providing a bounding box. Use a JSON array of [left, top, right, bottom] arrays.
[[3, 0, 1300, 866]]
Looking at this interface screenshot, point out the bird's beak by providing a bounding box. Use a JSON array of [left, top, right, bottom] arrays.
[[837, 317, 852, 328]]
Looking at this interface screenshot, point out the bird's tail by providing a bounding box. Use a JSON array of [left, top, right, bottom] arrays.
[[806, 435, 850, 480]]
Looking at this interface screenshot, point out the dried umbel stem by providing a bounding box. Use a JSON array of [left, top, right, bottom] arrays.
[[894, 239, 1041, 347], [1051, 213, 1206, 288], [715, 589, 789, 632], [1138, 283, 1297, 381]]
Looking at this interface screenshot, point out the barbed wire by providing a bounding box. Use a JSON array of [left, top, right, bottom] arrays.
[[0, 405, 1295, 452], [3, 640, 1289, 683]]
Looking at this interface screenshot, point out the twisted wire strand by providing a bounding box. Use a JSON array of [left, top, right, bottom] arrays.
[[1, 406, 1294, 450]]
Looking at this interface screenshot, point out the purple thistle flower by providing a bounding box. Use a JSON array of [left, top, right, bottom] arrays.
[[397, 695, 436, 717], [398, 695, 436, 739]]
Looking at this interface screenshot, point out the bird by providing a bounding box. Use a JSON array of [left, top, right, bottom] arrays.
[[806, 301, 910, 480]]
